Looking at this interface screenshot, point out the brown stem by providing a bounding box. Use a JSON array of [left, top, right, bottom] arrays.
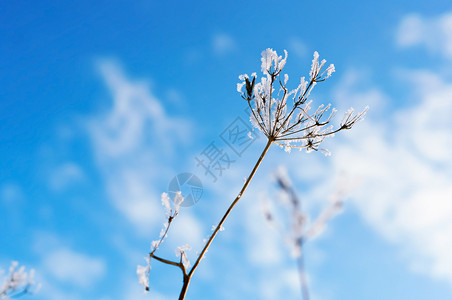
[[178, 275, 190, 300], [178, 138, 273, 300], [151, 254, 183, 270]]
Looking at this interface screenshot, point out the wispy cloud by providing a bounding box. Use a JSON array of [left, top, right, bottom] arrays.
[[42, 248, 106, 288], [212, 33, 237, 56], [288, 37, 308, 58], [32, 232, 107, 299], [88, 60, 190, 159], [332, 68, 388, 114], [329, 67, 452, 283], [85, 60, 200, 242], [244, 200, 283, 267], [396, 12, 452, 59]]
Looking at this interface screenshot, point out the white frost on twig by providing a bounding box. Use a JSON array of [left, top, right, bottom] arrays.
[[176, 245, 192, 269], [238, 49, 368, 154], [136, 256, 151, 292], [211, 225, 225, 232]]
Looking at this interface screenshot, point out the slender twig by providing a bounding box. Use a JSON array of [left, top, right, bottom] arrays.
[[178, 138, 274, 300], [151, 254, 183, 270]]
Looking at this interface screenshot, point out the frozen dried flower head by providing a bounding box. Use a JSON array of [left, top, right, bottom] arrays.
[[238, 49, 368, 155]]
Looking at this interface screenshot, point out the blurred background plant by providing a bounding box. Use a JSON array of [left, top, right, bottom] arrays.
[[0, 262, 40, 299], [261, 167, 356, 299]]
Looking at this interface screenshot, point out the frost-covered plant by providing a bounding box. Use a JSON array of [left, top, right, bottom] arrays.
[[262, 167, 348, 300], [138, 49, 367, 300], [137, 192, 186, 292], [0, 262, 40, 299], [238, 49, 368, 155]]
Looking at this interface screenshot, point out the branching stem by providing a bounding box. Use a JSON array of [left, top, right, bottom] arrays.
[[177, 138, 274, 300]]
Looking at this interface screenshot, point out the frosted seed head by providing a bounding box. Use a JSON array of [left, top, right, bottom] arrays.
[[174, 191, 184, 213], [237, 82, 245, 93], [284, 74, 289, 85], [261, 48, 275, 74], [326, 64, 335, 78], [161, 192, 172, 217], [278, 50, 288, 71], [137, 263, 150, 291], [310, 51, 320, 80]]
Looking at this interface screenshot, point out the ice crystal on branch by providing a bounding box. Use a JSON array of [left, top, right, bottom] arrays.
[[137, 257, 151, 292], [151, 192, 184, 252], [161, 193, 172, 218], [175, 245, 192, 270], [238, 49, 368, 154], [211, 225, 225, 231], [136, 192, 186, 292]]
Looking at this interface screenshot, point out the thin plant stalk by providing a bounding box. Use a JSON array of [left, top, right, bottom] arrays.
[[139, 49, 367, 299], [296, 239, 309, 300], [178, 138, 273, 300]]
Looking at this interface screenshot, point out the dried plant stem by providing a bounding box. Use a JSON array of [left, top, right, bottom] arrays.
[[297, 239, 310, 300], [178, 138, 273, 300]]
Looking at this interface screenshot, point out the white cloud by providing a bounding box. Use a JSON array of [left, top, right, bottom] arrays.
[[257, 269, 300, 300], [396, 12, 452, 59], [244, 198, 284, 266], [33, 233, 106, 295], [167, 213, 203, 249], [105, 169, 161, 236], [332, 68, 388, 114], [85, 61, 193, 236], [42, 248, 106, 288], [88, 60, 190, 159], [212, 34, 237, 56], [328, 68, 452, 283], [37, 276, 82, 300]]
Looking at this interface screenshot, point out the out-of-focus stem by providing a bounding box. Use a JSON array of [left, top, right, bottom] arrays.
[[297, 239, 310, 300]]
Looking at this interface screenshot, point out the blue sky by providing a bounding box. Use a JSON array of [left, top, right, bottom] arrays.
[[2, 1, 452, 299]]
